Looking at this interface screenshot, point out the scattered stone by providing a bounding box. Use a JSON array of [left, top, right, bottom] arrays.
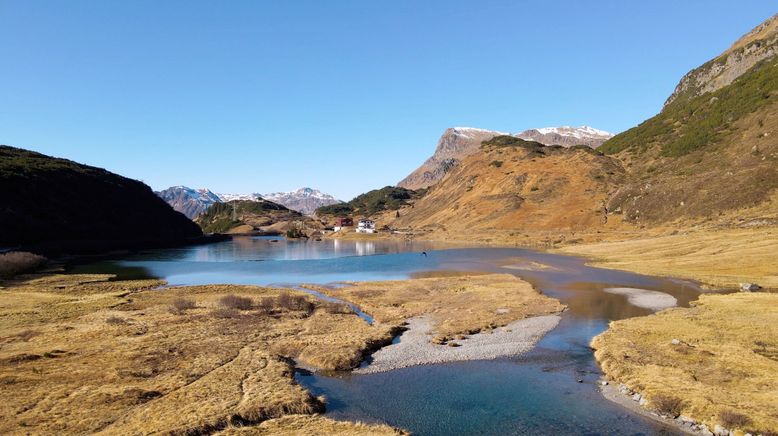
[[713, 424, 729, 436], [740, 283, 762, 292], [671, 338, 681, 345], [632, 393, 642, 402], [577, 378, 583, 383], [600, 380, 609, 386], [639, 397, 648, 406]]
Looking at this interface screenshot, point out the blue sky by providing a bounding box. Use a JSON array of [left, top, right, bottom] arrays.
[[1, 1, 775, 200]]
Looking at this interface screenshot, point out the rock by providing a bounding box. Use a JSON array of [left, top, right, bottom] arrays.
[[639, 397, 648, 406], [600, 380, 609, 386], [577, 378, 583, 383], [671, 338, 681, 345], [632, 393, 642, 402], [713, 424, 728, 436], [740, 283, 762, 292]]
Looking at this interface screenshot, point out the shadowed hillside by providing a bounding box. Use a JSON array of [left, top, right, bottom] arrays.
[[196, 200, 309, 234], [0, 146, 202, 251]]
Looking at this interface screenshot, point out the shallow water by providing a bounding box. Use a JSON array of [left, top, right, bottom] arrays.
[[72, 236, 700, 435]]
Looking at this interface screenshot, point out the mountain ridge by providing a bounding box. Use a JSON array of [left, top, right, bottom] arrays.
[[398, 125, 613, 190]]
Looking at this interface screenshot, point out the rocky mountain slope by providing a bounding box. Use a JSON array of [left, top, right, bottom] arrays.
[[515, 126, 613, 148], [398, 127, 505, 190], [0, 146, 202, 251], [599, 14, 778, 225], [261, 187, 341, 215], [387, 136, 625, 241], [398, 126, 613, 190], [195, 199, 313, 234], [664, 13, 778, 107], [156, 186, 221, 219]]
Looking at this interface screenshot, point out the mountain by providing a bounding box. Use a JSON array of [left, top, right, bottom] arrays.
[[664, 14, 778, 107], [156, 186, 221, 219], [195, 199, 311, 234], [598, 14, 778, 225], [0, 146, 202, 252], [398, 126, 613, 190], [217, 192, 261, 202], [260, 187, 341, 215], [386, 136, 625, 241], [316, 186, 422, 218], [398, 127, 507, 190], [515, 126, 614, 148]]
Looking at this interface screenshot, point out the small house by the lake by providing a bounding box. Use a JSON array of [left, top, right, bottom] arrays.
[[356, 219, 376, 234], [334, 217, 353, 232]]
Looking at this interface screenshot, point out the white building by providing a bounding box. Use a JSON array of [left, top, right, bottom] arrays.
[[356, 219, 376, 233]]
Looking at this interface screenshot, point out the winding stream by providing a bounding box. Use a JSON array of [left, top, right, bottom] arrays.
[[71, 236, 701, 435]]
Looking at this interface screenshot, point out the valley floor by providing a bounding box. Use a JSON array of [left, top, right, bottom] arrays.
[[0, 272, 560, 434], [558, 225, 778, 290]]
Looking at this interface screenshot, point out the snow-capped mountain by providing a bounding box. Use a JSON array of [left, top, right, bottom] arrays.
[[260, 187, 341, 215], [156, 186, 222, 219], [515, 126, 614, 148], [398, 127, 507, 190], [216, 192, 261, 202]]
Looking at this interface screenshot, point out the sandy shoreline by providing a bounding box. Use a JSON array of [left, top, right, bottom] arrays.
[[355, 314, 561, 374]]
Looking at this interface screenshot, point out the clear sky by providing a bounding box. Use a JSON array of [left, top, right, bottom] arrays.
[[1, 1, 775, 200]]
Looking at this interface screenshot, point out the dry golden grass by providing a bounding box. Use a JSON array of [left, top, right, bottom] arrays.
[[384, 144, 631, 240], [311, 274, 564, 343], [592, 293, 778, 433], [0, 274, 400, 434], [558, 226, 778, 289], [218, 414, 407, 435]]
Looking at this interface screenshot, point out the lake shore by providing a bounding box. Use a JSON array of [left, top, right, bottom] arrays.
[[592, 292, 778, 434], [0, 271, 561, 434]]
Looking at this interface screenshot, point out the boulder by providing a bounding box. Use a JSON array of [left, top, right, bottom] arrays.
[[740, 283, 762, 292]]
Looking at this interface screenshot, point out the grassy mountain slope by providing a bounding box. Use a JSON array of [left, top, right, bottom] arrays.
[[195, 200, 307, 234], [0, 145, 201, 249], [599, 50, 778, 225], [386, 137, 626, 241]]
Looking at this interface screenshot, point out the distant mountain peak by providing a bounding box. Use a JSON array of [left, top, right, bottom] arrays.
[[260, 187, 341, 214], [515, 126, 614, 148]]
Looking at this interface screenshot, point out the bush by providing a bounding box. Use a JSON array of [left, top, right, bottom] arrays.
[[286, 228, 307, 238], [320, 301, 354, 314], [211, 307, 240, 319], [218, 294, 253, 310], [105, 316, 128, 325], [489, 160, 503, 168], [718, 410, 751, 429], [277, 292, 314, 315], [651, 394, 684, 417], [170, 298, 196, 314], [0, 252, 47, 278]]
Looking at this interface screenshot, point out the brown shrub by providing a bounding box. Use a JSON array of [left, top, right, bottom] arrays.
[[106, 316, 128, 325], [651, 394, 684, 417], [258, 296, 276, 312], [0, 252, 47, 278], [218, 294, 253, 310], [320, 301, 353, 315], [719, 409, 751, 429], [170, 298, 196, 314], [211, 307, 241, 319], [277, 292, 314, 315]]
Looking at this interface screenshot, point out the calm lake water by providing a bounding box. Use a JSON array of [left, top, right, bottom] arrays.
[[72, 236, 700, 435]]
